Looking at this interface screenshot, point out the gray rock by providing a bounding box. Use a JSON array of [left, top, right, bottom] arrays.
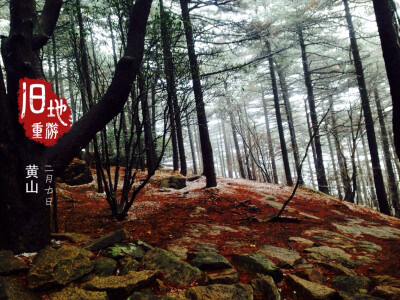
[[84, 229, 129, 251], [355, 241, 382, 253], [258, 245, 303, 268], [287, 275, 338, 300], [231, 253, 283, 283], [27, 245, 94, 290], [303, 229, 355, 244], [93, 257, 117, 277], [251, 275, 281, 300], [49, 285, 108, 300], [288, 237, 315, 247], [190, 252, 232, 270], [330, 276, 373, 294], [160, 176, 186, 189], [0, 276, 40, 300], [305, 246, 357, 267], [119, 257, 140, 275], [104, 243, 146, 260], [207, 268, 239, 284], [0, 251, 28, 275], [59, 158, 93, 186], [167, 245, 188, 259], [83, 270, 159, 298], [184, 283, 253, 300], [316, 262, 356, 276], [192, 242, 217, 253], [332, 223, 400, 239], [143, 247, 204, 287], [295, 268, 325, 284], [356, 255, 376, 265], [371, 285, 400, 299]]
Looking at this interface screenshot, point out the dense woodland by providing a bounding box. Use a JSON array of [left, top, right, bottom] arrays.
[[0, 0, 400, 253]]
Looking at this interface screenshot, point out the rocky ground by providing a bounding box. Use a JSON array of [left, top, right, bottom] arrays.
[[1, 170, 400, 299]]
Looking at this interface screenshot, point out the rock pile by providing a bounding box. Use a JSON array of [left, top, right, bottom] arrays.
[[1, 230, 400, 300]]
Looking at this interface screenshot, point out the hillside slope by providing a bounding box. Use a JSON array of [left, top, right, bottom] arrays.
[[54, 172, 400, 299]]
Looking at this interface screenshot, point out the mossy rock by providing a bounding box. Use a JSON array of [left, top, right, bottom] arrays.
[[93, 257, 117, 277], [0, 276, 40, 300], [83, 270, 159, 299], [159, 176, 186, 189], [59, 158, 93, 186], [119, 257, 140, 275], [0, 250, 28, 275], [49, 285, 108, 300], [143, 248, 204, 287], [232, 253, 283, 283], [27, 245, 94, 290]]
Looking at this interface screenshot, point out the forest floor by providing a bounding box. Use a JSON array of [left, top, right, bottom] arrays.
[[54, 169, 400, 299]]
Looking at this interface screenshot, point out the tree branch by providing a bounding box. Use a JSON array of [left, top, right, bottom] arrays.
[[46, 0, 153, 176], [32, 0, 63, 50]]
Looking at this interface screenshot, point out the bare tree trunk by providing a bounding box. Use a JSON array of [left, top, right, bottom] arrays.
[[261, 88, 278, 184], [239, 120, 251, 179], [276, 61, 303, 185], [326, 125, 343, 200], [372, 0, 400, 160], [221, 120, 233, 178], [361, 132, 378, 207], [343, 0, 390, 214], [51, 34, 59, 95], [298, 28, 329, 194], [217, 121, 227, 177], [307, 154, 316, 189], [329, 96, 352, 201], [186, 114, 198, 174], [194, 125, 203, 173], [266, 39, 293, 186], [76, 0, 104, 192], [244, 107, 257, 181], [160, 0, 187, 176], [67, 61, 77, 123], [375, 89, 400, 217], [356, 146, 368, 206], [179, 0, 216, 187], [304, 98, 318, 179], [230, 113, 246, 179], [138, 72, 157, 173]]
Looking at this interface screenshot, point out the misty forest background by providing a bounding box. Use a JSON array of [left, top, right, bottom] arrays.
[[1, 0, 399, 219]]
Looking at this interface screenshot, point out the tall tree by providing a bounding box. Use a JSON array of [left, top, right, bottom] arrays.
[[276, 61, 303, 185], [343, 0, 390, 215], [374, 88, 400, 217], [229, 113, 246, 179], [266, 39, 293, 186], [186, 114, 198, 174], [372, 0, 400, 160], [261, 88, 278, 184], [179, 0, 216, 187], [159, 0, 187, 175], [298, 27, 329, 194], [328, 96, 352, 201]]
